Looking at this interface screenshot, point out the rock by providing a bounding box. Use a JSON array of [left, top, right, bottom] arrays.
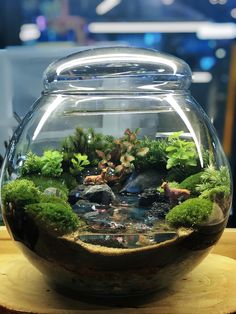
[[81, 184, 116, 205], [139, 188, 168, 207], [88, 219, 126, 233], [120, 169, 166, 194], [72, 200, 100, 215], [145, 202, 171, 220], [68, 185, 85, 205], [43, 187, 62, 197]]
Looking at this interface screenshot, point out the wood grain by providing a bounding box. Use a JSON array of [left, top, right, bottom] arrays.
[[0, 253, 236, 313]]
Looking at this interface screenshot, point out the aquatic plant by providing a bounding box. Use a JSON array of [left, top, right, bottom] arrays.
[[70, 153, 90, 176], [2, 179, 40, 208], [166, 198, 213, 228], [179, 172, 204, 196], [20, 152, 42, 176], [25, 202, 84, 235], [196, 165, 231, 200], [165, 131, 198, 170]]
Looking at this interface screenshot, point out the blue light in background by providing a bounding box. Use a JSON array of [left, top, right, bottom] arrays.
[[200, 56, 216, 70], [144, 33, 161, 46]]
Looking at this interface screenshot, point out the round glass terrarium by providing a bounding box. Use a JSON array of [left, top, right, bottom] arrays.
[[0, 47, 232, 298]]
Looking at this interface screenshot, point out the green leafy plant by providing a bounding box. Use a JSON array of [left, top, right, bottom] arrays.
[[134, 137, 168, 170], [20, 152, 42, 176], [166, 198, 213, 228], [69, 153, 90, 176], [165, 131, 198, 170], [2, 179, 40, 209], [196, 165, 231, 200], [41, 150, 63, 177], [25, 202, 86, 235], [61, 127, 115, 170]]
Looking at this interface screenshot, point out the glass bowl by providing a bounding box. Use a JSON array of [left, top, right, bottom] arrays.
[[0, 47, 232, 298]]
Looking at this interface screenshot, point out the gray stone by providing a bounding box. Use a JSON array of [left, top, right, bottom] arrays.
[[43, 187, 62, 197], [81, 184, 116, 205]]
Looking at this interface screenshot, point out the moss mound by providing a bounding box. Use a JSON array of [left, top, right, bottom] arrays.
[[2, 179, 40, 208], [39, 193, 68, 205], [166, 198, 213, 228], [24, 175, 68, 201], [179, 172, 203, 195], [25, 202, 83, 235]]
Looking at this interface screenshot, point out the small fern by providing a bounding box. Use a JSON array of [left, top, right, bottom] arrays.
[[196, 165, 231, 199]]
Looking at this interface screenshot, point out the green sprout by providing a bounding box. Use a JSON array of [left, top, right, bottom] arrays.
[[70, 153, 90, 176]]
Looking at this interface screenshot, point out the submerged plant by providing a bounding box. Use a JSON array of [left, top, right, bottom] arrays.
[[70, 153, 90, 176], [166, 198, 213, 228], [196, 165, 231, 200], [165, 131, 198, 170]]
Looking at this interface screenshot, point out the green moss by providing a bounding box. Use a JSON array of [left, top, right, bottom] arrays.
[[2, 179, 40, 208], [24, 175, 68, 201], [25, 202, 85, 235], [179, 172, 204, 195], [166, 198, 213, 228], [39, 193, 68, 205]]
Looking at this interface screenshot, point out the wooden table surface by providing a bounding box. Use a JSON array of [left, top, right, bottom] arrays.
[[1, 227, 236, 314]]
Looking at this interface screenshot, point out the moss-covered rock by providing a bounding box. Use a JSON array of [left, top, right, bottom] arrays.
[[25, 202, 85, 235], [166, 198, 213, 228], [2, 179, 40, 208], [24, 175, 68, 201], [179, 172, 203, 195], [39, 193, 68, 205]]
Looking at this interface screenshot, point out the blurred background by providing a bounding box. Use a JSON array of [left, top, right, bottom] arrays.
[[0, 0, 236, 225]]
